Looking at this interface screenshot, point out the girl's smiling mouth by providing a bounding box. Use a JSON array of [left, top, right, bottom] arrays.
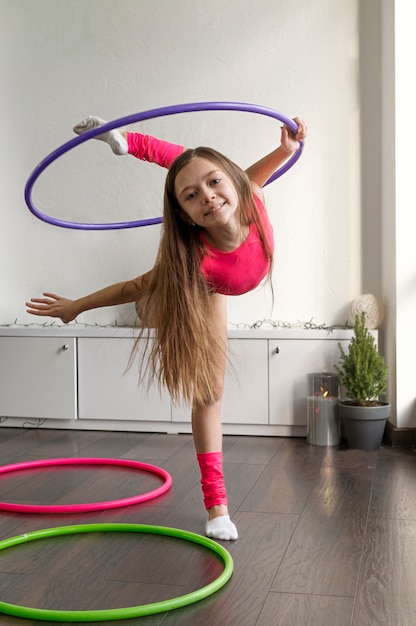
[[205, 202, 225, 217]]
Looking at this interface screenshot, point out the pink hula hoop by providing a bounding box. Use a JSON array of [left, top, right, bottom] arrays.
[[0, 457, 172, 514]]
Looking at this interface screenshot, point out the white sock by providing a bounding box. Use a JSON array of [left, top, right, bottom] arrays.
[[73, 116, 128, 155], [205, 515, 238, 541]]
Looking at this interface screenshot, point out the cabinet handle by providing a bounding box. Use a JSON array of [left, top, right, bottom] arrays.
[[273, 346, 280, 354], [61, 344, 69, 352]]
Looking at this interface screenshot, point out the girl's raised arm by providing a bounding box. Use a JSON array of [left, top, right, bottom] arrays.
[[245, 117, 307, 188]]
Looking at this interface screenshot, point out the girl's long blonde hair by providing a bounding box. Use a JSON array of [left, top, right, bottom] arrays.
[[132, 147, 274, 406]]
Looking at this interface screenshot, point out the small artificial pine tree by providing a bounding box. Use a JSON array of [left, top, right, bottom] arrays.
[[335, 311, 388, 407]]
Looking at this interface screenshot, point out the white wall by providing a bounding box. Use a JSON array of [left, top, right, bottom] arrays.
[[393, 1, 416, 428], [380, 0, 416, 428], [1, 0, 361, 329]]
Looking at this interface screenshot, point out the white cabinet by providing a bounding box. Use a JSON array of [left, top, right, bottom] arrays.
[[172, 339, 269, 424], [0, 327, 360, 435], [268, 337, 351, 428], [77, 337, 171, 421], [0, 336, 77, 419]]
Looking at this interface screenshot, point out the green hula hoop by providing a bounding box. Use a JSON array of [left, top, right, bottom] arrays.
[[0, 523, 234, 622]]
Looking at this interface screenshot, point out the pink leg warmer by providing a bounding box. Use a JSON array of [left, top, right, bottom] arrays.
[[196, 451, 228, 510], [127, 133, 184, 169]]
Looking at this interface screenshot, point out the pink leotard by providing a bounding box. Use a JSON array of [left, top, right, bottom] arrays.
[[127, 134, 274, 295], [199, 196, 274, 296]]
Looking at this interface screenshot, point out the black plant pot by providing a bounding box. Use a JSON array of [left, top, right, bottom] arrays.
[[338, 401, 390, 451]]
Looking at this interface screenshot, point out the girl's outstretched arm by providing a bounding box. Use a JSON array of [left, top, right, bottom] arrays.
[[245, 117, 307, 189], [26, 273, 150, 324]]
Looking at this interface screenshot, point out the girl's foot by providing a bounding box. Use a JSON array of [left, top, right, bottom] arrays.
[[205, 515, 238, 541], [73, 116, 128, 155], [206, 505, 238, 540]]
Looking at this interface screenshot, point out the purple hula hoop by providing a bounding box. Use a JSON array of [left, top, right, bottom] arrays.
[[24, 101, 304, 230]]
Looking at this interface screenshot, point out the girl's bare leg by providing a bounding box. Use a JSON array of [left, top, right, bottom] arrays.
[[192, 293, 238, 540]]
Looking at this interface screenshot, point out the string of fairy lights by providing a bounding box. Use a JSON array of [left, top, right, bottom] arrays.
[[1, 318, 352, 332]]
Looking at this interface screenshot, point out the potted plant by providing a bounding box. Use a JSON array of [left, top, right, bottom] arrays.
[[334, 311, 390, 450]]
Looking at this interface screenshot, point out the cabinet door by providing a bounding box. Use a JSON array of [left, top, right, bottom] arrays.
[[269, 338, 350, 426], [78, 337, 171, 421], [0, 337, 77, 419], [172, 339, 269, 424]]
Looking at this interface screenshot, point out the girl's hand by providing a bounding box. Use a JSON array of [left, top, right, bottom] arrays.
[[26, 293, 78, 324], [281, 117, 307, 153]]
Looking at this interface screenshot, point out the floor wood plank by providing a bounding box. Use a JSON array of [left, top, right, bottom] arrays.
[[352, 517, 416, 626], [256, 592, 354, 626], [369, 453, 416, 519], [271, 513, 366, 596]]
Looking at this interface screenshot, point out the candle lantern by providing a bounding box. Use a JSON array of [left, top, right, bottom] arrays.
[[307, 372, 340, 446]]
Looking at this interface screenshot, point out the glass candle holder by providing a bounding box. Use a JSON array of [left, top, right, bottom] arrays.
[[307, 372, 340, 446]]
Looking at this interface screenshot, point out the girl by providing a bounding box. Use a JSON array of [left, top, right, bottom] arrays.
[[26, 115, 307, 540]]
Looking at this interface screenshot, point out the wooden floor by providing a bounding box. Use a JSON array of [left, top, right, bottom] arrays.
[[0, 428, 415, 625]]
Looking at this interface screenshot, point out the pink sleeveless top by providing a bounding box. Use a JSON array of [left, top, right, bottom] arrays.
[[199, 196, 274, 295]]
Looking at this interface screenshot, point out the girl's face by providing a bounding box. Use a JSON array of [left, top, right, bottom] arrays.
[[174, 157, 239, 228]]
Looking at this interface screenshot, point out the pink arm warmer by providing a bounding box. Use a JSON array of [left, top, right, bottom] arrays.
[[127, 133, 184, 169]]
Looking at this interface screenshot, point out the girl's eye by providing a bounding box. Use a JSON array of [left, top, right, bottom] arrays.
[[186, 191, 197, 201], [210, 178, 221, 186]]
